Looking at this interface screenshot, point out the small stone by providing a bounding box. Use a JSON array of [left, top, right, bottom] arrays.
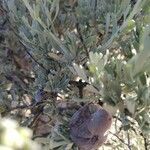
[[69, 103, 112, 150]]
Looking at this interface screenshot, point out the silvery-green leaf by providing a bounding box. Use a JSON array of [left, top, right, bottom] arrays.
[[73, 63, 88, 82], [49, 140, 67, 149], [105, 13, 110, 36], [22, 0, 35, 19], [126, 100, 136, 114]]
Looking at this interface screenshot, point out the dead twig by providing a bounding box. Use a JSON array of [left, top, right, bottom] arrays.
[[74, 13, 89, 58], [140, 133, 148, 150], [109, 131, 130, 148], [127, 131, 131, 150]]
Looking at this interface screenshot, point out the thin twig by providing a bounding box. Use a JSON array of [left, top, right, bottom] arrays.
[[93, 0, 103, 46], [140, 133, 148, 150], [109, 131, 130, 147], [93, 0, 97, 22], [127, 131, 132, 150], [93, 0, 100, 35], [22, 44, 49, 73], [74, 13, 89, 58], [143, 137, 148, 150], [5, 100, 48, 113]]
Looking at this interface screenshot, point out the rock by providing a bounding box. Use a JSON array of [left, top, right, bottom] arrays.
[[69, 103, 112, 150]]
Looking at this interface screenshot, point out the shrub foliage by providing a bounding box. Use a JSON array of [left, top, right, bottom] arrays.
[[0, 0, 150, 149]]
